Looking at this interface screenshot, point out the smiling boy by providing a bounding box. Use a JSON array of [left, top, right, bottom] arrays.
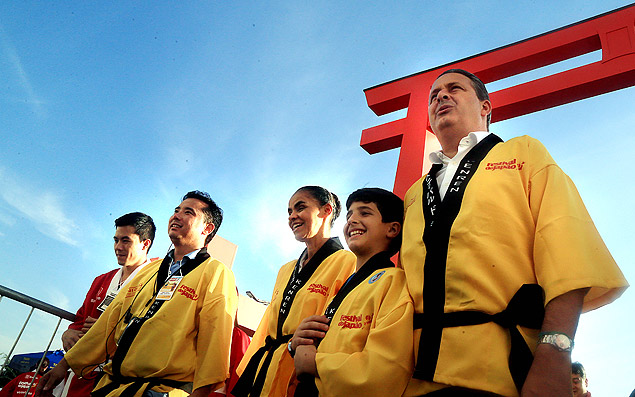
[[291, 188, 414, 396]]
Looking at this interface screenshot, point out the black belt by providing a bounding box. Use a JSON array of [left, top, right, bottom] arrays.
[[413, 284, 544, 392], [232, 334, 293, 397], [420, 386, 503, 396], [91, 374, 189, 397]]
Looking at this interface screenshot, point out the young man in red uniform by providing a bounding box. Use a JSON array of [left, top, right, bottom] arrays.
[[60, 212, 156, 396], [0, 358, 49, 397]]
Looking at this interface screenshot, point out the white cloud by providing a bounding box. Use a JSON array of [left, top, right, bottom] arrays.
[[0, 210, 17, 226], [0, 23, 46, 118], [46, 289, 72, 313], [0, 167, 79, 246]]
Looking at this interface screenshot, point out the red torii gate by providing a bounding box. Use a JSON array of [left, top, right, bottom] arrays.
[[362, 4, 635, 197]]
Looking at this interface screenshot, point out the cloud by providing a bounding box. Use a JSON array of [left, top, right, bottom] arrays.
[[46, 289, 72, 313], [0, 211, 15, 226], [0, 167, 79, 246], [0, 22, 46, 117]]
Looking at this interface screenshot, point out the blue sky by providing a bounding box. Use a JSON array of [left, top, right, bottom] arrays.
[[1, 1, 633, 394]]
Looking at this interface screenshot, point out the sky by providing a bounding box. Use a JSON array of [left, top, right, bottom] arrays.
[[0, 1, 633, 394]]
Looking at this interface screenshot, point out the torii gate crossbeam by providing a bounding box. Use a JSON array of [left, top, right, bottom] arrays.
[[362, 3, 635, 197]]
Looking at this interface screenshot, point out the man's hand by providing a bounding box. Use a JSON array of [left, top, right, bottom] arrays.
[[521, 288, 587, 397], [34, 358, 69, 397], [294, 345, 318, 377], [61, 329, 82, 351], [291, 315, 329, 352], [81, 316, 98, 334]]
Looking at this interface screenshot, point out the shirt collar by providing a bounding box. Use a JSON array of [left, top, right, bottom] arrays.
[[167, 248, 201, 263], [429, 131, 490, 164]]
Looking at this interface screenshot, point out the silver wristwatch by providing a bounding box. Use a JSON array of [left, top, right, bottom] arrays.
[[538, 332, 573, 352]]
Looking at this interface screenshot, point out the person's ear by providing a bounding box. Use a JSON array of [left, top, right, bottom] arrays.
[[481, 99, 492, 119], [321, 203, 333, 218], [386, 222, 401, 238], [142, 239, 151, 252], [203, 223, 215, 238]]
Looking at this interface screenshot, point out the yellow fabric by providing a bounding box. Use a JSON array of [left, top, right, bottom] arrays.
[[315, 267, 414, 397], [65, 256, 237, 396], [401, 136, 628, 396], [237, 249, 355, 396]]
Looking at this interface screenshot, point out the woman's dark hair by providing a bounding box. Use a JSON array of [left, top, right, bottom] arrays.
[[295, 186, 341, 227]]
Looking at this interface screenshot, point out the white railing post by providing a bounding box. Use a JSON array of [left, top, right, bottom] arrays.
[[1, 307, 34, 373], [24, 317, 63, 396]]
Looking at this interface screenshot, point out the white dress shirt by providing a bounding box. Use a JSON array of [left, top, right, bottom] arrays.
[[429, 131, 490, 201]]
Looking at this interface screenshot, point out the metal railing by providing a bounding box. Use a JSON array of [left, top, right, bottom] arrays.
[[0, 284, 75, 395]]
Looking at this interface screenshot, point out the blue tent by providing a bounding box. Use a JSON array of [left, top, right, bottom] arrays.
[[8, 350, 64, 373]]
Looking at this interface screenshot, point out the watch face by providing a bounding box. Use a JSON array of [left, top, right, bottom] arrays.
[[555, 334, 571, 349]]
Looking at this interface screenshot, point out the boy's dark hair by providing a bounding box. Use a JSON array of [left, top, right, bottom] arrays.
[[346, 188, 404, 256], [183, 190, 223, 245], [115, 212, 156, 251], [295, 186, 341, 227], [438, 68, 491, 129], [572, 361, 586, 379]]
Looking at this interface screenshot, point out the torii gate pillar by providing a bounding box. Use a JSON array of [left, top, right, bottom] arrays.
[[362, 4, 635, 197]]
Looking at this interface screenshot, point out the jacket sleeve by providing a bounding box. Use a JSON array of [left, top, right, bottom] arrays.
[[526, 140, 628, 309], [64, 288, 124, 375], [193, 264, 238, 391], [315, 287, 414, 396]]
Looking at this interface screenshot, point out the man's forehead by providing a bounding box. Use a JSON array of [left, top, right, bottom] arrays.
[[115, 225, 139, 238], [430, 72, 473, 90], [178, 197, 206, 210]]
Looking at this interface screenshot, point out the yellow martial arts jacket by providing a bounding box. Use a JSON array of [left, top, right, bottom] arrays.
[[235, 238, 355, 396], [65, 250, 237, 397], [401, 135, 628, 396], [314, 259, 414, 396]]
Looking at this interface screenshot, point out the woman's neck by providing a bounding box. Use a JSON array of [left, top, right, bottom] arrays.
[[303, 235, 330, 265]]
